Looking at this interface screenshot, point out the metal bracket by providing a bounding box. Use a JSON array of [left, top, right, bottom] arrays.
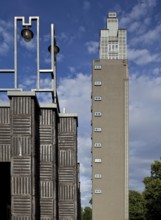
[[0, 16, 57, 103]]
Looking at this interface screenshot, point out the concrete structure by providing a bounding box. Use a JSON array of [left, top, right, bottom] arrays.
[[0, 16, 80, 220], [92, 12, 129, 220]]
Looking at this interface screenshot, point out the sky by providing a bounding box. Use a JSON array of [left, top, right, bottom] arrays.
[[0, 0, 161, 207]]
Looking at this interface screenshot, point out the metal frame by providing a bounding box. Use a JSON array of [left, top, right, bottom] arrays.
[[0, 16, 57, 102]]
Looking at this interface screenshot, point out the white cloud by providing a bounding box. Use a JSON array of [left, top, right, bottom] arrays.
[[132, 24, 161, 45], [129, 73, 161, 191], [57, 53, 64, 62], [68, 66, 76, 73], [58, 73, 91, 128], [120, 0, 157, 27], [0, 93, 10, 102], [128, 21, 140, 33], [85, 41, 99, 54], [44, 54, 63, 64], [78, 136, 92, 206], [43, 34, 50, 42], [83, 1, 91, 10], [44, 56, 51, 64], [128, 48, 161, 65], [58, 32, 75, 45], [20, 37, 36, 51], [0, 19, 13, 56], [120, 0, 157, 35], [153, 67, 161, 75], [79, 26, 86, 33], [18, 75, 36, 90], [58, 73, 91, 206]]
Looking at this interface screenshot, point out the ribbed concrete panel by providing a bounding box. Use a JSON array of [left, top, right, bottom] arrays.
[[12, 196, 31, 214], [40, 127, 52, 144], [12, 176, 31, 195], [40, 109, 53, 125], [0, 144, 10, 161], [12, 136, 31, 156], [58, 116, 78, 220], [40, 163, 53, 180], [59, 217, 74, 220], [0, 107, 10, 124], [59, 183, 74, 200], [59, 149, 74, 166], [40, 199, 53, 216], [0, 94, 79, 219], [12, 117, 31, 135], [58, 135, 74, 147], [40, 181, 53, 198], [12, 216, 31, 220], [0, 126, 10, 144], [12, 157, 31, 175], [59, 168, 74, 181], [59, 201, 74, 215], [40, 144, 52, 162], [11, 97, 32, 115], [59, 118, 77, 133], [41, 217, 52, 220]]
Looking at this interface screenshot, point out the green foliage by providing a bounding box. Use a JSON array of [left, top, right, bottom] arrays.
[[81, 207, 84, 220], [129, 190, 145, 220], [81, 206, 92, 220], [143, 158, 161, 219], [89, 198, 92, 205]]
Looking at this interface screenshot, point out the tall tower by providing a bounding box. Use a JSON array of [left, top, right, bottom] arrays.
[[92, 12, 128, 220]]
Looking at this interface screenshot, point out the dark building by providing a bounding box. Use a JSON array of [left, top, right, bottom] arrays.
[[0, 16, 80, 220], [0, 92, 80, 220]]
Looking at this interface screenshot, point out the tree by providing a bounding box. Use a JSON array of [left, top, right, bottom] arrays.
[[81, 207, 84, 220], [129, 190, 145, 220], [81, 206, 92, 220], [143, 158, 161, 219], [81, 198, 92, 220]]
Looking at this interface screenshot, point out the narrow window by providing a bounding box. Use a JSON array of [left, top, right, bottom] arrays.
[[95, 174, 102, 179], [95, 159, 102, 163], [94, 81, 102, 86], [95, 189, 102, 194], [94, 128, 102, 132], [94, 143, 102, 148], [94, 112, 102, 117], [94, 64, 102, 70], [94, 96, 102, 101]]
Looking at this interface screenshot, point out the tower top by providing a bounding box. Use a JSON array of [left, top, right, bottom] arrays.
[[108, 12, 117, 18], [99, 12, 127, 60]]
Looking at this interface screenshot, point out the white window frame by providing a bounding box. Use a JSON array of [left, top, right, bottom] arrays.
[[95, 158, 102, 163], [94, 128, 102, 132], [94, 81, 102, 86], [94, 96, 102, 101], [94, 112, 102, 117], [95, 174, 102, 179], [94, 143, 102, 148], [95, 189, 102, 194], [94, 64, 102, 70]]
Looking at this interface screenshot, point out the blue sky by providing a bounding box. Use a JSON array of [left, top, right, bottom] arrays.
[[0, 0, 161, 207]]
